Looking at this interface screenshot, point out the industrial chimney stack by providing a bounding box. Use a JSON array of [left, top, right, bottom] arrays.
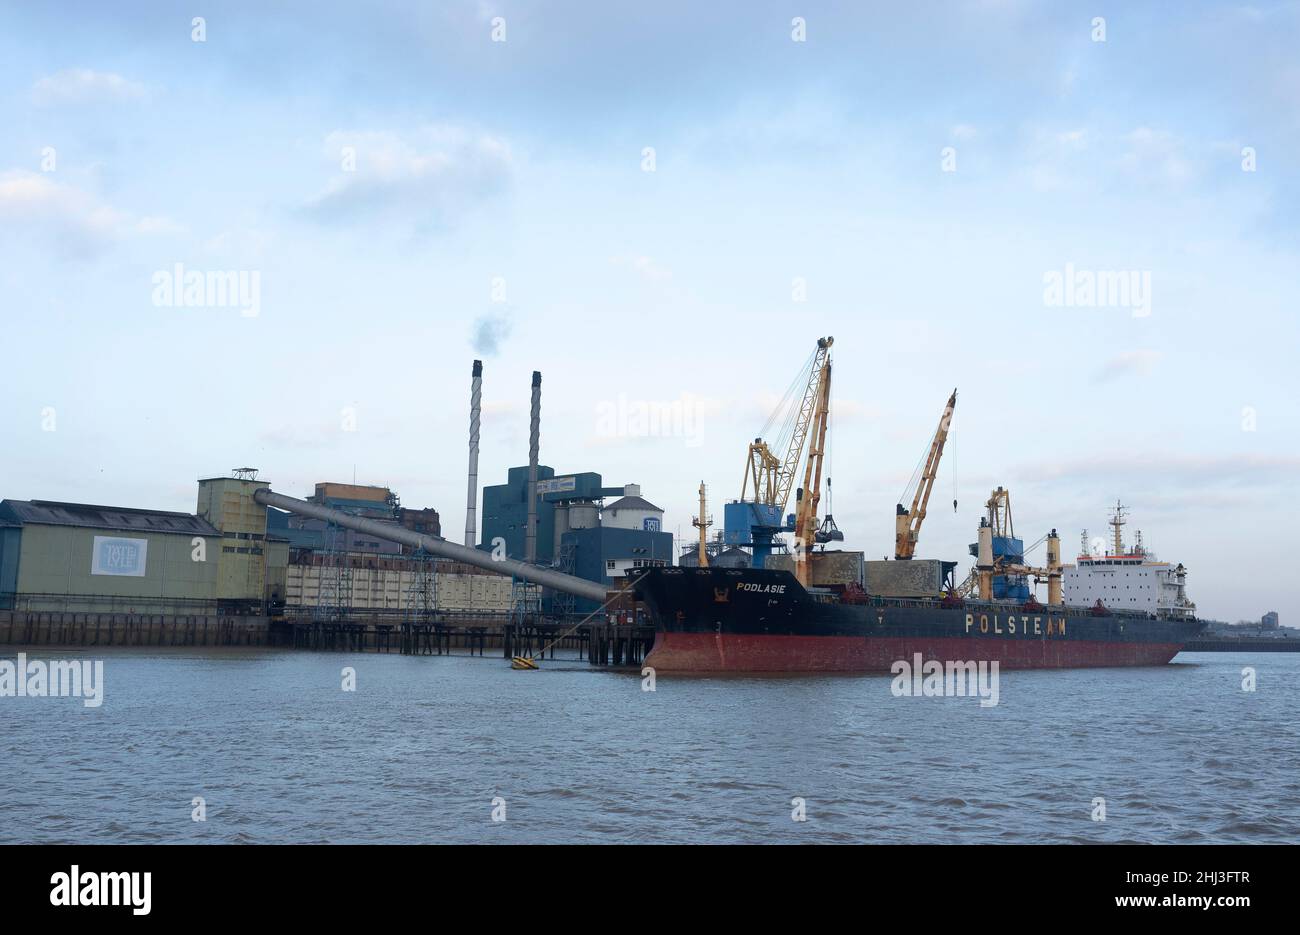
[[525, 371, 542, 563], [463, 359, 483, 548]]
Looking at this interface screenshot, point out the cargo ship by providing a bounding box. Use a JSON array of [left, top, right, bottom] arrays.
[[636, 337, 1205, 672], [634, 492, 1205, 673], [631, 565, 1206, 673]]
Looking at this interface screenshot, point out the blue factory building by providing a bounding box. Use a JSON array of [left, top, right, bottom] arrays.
[[480, 466, 601, 565], [479, 467, 672, 613]]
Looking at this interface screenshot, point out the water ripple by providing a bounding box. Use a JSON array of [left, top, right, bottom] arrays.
[[1, 648, 1296, 843]]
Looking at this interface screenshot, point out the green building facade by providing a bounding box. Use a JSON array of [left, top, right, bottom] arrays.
[[0, 500, 222, 613], [0, 477, 284, 615]]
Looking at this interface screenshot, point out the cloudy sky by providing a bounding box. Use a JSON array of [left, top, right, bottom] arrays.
[[1, 1, 1297, 624]]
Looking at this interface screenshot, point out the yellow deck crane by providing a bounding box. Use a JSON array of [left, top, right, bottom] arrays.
[[734, 337, 834, 571], [792, 348, 833, 586], [970, 486, 1063, 604], [894, 388, 957, 560]]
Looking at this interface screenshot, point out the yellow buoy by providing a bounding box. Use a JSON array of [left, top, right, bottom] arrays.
[[510, 656, 539, 670]]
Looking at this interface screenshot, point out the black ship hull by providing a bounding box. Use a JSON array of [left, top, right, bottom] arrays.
[[631, 566, 1205, 673]]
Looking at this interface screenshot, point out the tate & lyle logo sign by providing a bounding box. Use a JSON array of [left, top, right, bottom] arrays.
[[536, 477, 577, 494], [91, 536, 149, 577]]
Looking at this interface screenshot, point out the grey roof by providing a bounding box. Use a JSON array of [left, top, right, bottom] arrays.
[[0, 499, 220, 536], [603, 495, 662, 513]]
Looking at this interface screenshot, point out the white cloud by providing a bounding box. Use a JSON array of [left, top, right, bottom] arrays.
[[132, 216, 187, 235], [30, 69, 148, 105], [1057, 128, 1088, 147], [302, 125, 514, 227], [204, 228, 272, 257], [0, 169, 181, 256], [1093, 349, 1161, 383], [831, 398, 883, 424], [611, 254, 672, 283], [482, 400, 521, 417], [1119, 127, 1197, 185], [1020, 126, 1092, 192], [1015, 453, 1300, 489]]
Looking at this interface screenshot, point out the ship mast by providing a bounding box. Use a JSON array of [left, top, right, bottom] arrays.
[[1109, 500, 1127, 555], [692, 481, 712, 567]]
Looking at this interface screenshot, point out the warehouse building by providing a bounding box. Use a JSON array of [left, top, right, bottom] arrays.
[[265, 480, 508, 617], [1, 470, 594, 621], [266, 482, 440, 554], [0, 475, 289, 615], [283, 555, 512, 616]]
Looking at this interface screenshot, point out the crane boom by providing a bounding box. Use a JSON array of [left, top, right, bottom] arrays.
[[732, 337, 835, 570], [739, 439, 780, 505], [740, 337, 834, 513], [894, 388, 957, 560], [793, 355, 832, 585], [774, 337, 833, 513]]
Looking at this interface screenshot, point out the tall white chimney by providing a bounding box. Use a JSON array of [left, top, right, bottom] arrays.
[[464, 359, 482, 547], [525, 370, 541, 563]]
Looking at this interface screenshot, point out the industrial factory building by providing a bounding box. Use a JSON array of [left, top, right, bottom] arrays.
[[1, 461, 674, 621], [267, 482, 440, 552], [478, 465, 672, 612], [0, 475, 288, 615], [0, 474, 514, 619], [258, 479, 514, 617], [1, 359, 690, 632]]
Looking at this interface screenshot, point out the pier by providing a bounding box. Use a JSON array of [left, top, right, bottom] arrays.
[[276, 615, 654, 666], [1, 608, 655, 666], [1184, 637, 1300, 653], [0, 609, 270, 647]]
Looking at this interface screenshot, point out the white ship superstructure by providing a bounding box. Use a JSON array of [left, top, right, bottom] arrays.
[[1063, 501, 1196, 619]]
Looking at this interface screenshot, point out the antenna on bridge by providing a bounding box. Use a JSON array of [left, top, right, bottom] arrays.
[[1109, 500, 1127, 555]]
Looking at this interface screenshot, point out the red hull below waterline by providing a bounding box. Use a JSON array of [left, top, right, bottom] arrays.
[[643, 632, 1187, 673]]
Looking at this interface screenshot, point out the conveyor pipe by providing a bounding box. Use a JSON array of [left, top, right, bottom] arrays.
[[253, 488, 608, 603]]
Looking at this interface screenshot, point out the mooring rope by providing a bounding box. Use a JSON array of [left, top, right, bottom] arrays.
[[516, 579, 640, 665]]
